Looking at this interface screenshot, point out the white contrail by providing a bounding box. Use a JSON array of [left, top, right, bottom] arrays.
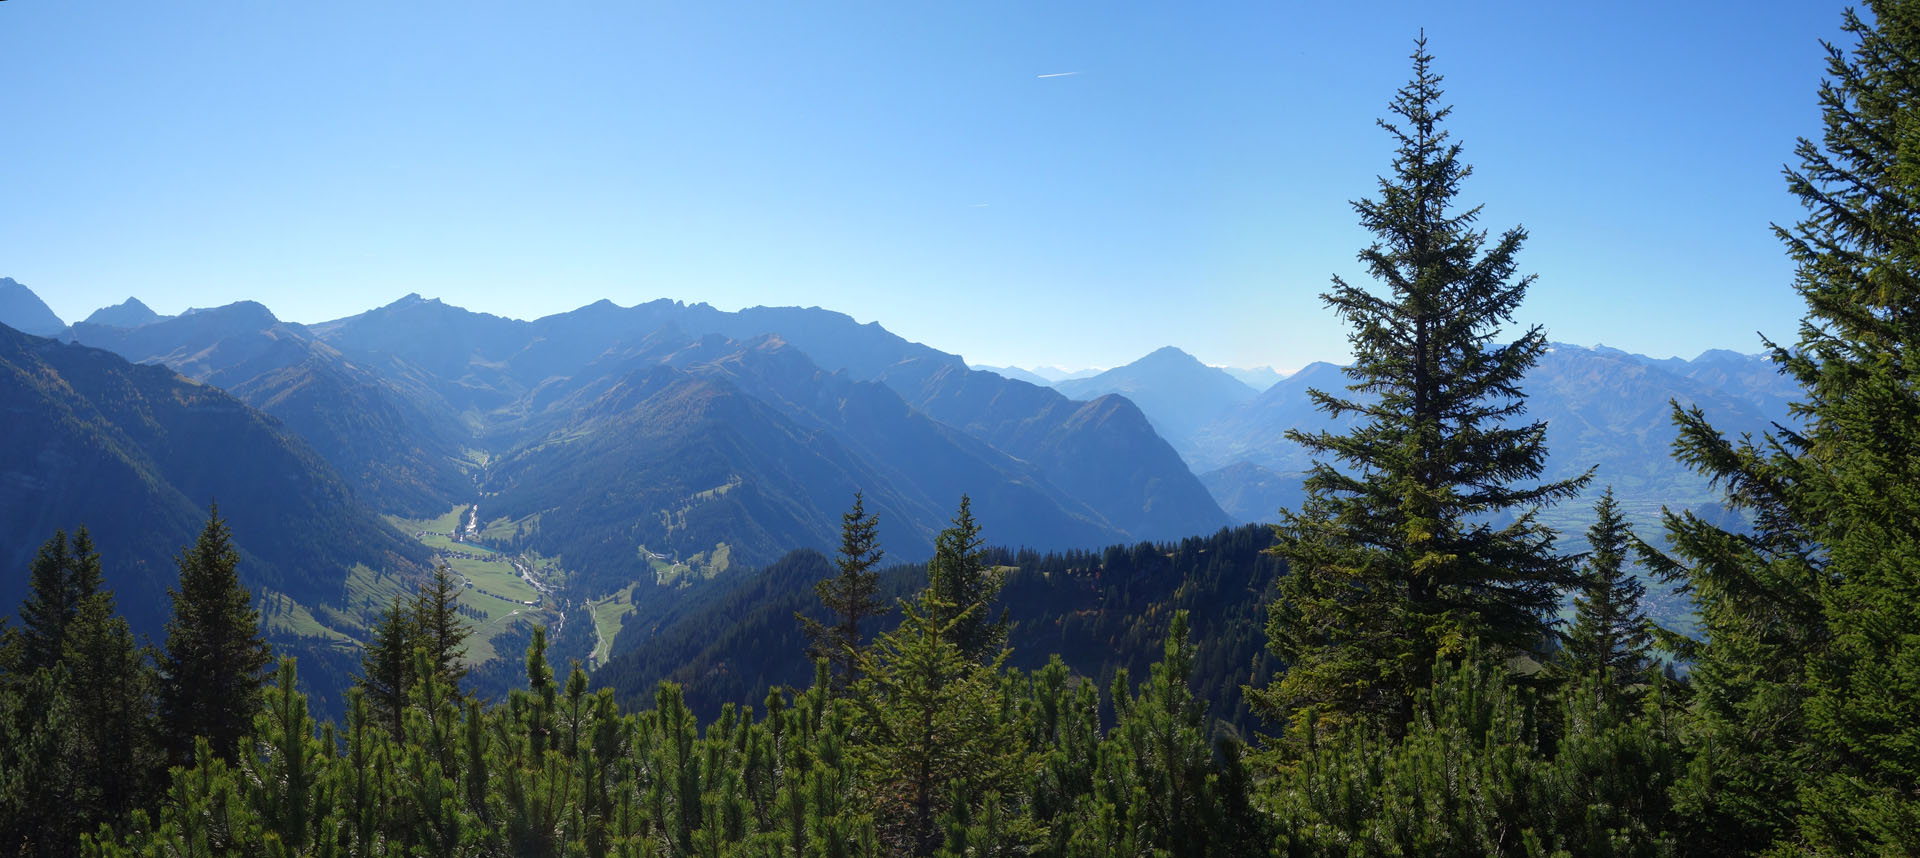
[[1036, 71, 1081, 78]]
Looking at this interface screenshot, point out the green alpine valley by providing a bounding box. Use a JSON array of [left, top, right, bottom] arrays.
[[3, 4, 1917, 856]]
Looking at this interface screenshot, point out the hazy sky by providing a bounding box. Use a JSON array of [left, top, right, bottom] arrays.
[[1, 1, 1844, 372]]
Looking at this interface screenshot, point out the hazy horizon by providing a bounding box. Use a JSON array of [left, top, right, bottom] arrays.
[[10, 279, 1775, 375], [3, 1, 1844, 370]]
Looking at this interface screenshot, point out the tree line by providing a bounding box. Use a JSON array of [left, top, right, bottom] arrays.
[[5, 4, 1920, 855], [0, 507, 270, 854]]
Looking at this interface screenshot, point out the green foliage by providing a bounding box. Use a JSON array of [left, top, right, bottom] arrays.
[[1645, 4, 1920, 854], [600, 526, 1287, 739], [31, 13, 1920, 858], [800, 493, 888, 692], [4, 528, 105, 676], [86, 625, 894, 858], [413, 562, 472, 692], [927, 495, 1008, 663], [1273, 653, 1540, 857], [1772, 7, 1920, 853], [1559, 489, 1655, 688], [359, 596, 417, 737], [0, 667, 78, 858], [1050, 612, 1267, 858], [601, 548, 859, 718], [852, 590, 1027, 855], [359, 562, 476, 738], [88, 619, 896, 857], [1258, 37, 1586, 737], [14, 531, 75, 675], [0, 528, 164, 858], [58, 590, 165, 843], [160, 504, 274, 764], [1530, 673, 1681, 858], [46, 534, 1287, 858], [1271, 650, 1680, 858]]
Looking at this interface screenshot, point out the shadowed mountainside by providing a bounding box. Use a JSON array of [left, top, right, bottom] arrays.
[[0, 278, 65, 337], [0, 322, 429, 646]]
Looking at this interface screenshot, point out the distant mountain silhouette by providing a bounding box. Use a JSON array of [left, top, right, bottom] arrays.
[[968, 364, 1054, 386], [306, 295, 1230, 549], [876, 358, 1232, 543], [1186, 345, 1797, 528], [47, 290, 1233, 655], [72, 300, 303, 380], [0, 278, 66, 336], [81, 297, 166, 328], [1189, 360, 1353, 475], [1521, 344, 1792, 492], [307, 293, 538, 416], [1055, 346, 1260, 452], [69, 302, 471, 516], [1218, 365, 1286, 391], [5, 271, 1817, 718], [1031, 366, 1104, 383], [24, 277, 1804, 670]]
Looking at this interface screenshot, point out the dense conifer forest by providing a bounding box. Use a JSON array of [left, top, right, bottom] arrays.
[[5, 6, 1920, 856], [593, 521, 1285, 736]]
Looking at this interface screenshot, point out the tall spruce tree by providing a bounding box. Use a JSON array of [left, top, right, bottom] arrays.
[[926, 495, 1007, 663], [159, 504, 272, 764], [12, 530, 75, 675], [1560, 488, 1654, 688], [852, 590, 1025, 857], [359, 595, 417, 737], [1649, 5, 1920, 854], [7, 527, 108, 679], [799, 492, 887, 690], [61, 584, 163, 841], [1254, 37, 1586, 736], [412, 562, 471, 693]]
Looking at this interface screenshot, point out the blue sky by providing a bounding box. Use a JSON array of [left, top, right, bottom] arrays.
[[0, 1, 1845, 371]]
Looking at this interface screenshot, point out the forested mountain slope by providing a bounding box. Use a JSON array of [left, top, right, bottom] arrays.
[[595, 524, 1284, 738], [483, 333, 1131, 590], [67, 302, 472, 516], [0, 322, 428, 636], [28, 282, 1235, 591], [311, 294, 1232, 546]]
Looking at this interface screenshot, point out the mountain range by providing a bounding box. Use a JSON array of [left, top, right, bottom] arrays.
[[4, 279, 1232, 694], [295, 292, 1229, 557], [986, 344, 1796, 528], [66, 300, 473, 517], [0, 323, 430, 681], [4, 275, 1797, 706]]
